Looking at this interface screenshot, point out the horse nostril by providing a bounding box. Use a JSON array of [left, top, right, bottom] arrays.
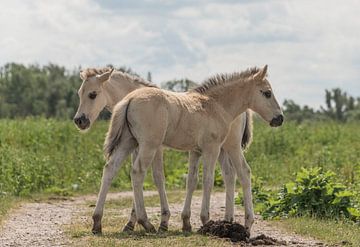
[[278, 114, 284, 123], [270, 114, 284, 127], [74, 116, 85, 126]]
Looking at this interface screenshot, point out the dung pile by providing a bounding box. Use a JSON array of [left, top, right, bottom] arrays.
[[198, 220, 286, 246]]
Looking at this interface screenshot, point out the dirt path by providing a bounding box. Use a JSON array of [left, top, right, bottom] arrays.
[[0, 191, 327, 247]]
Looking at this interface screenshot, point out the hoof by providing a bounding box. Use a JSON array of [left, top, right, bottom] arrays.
[[158, 222, 168, 232], [122, 223, 135, 233], [138, 219, 156, 233], [146, 225, 157, 233], [92, 226, 102, 235], [245, 227, 251, 238], [182, 224, 192, 233], [200, 213, 209, 225]]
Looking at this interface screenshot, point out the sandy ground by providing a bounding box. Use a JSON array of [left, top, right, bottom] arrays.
[[0, 191, 329, 247]]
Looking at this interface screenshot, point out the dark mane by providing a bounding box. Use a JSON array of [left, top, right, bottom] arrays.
[[192, 67, 261, 94]]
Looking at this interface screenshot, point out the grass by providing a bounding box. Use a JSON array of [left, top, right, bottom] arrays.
[[67, 191, 233, 247], [246, 119, 360, 188], [1, 118, 359, 198], [70, 230, 233, 247], [0, 196, 20, 226], [66, 190, 359, 246], [274, 217, 360, 246], [0, 118, 359, 245]]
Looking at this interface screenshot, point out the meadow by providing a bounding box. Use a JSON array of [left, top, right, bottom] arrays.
[[0, 117, 359, 197], [1, 117, 359, 245]]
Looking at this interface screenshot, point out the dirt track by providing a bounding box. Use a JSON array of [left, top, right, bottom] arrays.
[[0, 191, 327, 247]]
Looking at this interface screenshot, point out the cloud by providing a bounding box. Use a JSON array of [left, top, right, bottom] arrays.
[[0, 0, 359, 108]]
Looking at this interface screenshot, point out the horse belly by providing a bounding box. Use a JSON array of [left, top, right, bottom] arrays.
[[162, 117, 201, 151], [163, 130, 198, 151]]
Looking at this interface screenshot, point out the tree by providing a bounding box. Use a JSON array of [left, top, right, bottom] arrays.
[[321, 88, 359, 122], [0, 63, 82, 118], [282, 99, 318, 123], [147, 72, 152, 82], [161, 78, 198, 92]]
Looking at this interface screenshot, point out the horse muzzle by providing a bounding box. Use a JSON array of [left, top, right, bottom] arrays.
[[270, 114, 284, 127], [74, 114, 90, 130]]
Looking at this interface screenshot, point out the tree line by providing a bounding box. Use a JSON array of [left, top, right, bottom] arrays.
[[0, 63, 359, 122]]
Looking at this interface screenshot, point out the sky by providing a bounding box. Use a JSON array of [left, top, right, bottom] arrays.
[[1, 0, 359, 108]]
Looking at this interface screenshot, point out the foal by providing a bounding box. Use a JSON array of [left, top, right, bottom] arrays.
[[95, 65, 283, 233], [74, 68, 252, 233]]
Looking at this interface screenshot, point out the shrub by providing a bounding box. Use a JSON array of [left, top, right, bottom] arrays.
[[262, 167, 360, 221]]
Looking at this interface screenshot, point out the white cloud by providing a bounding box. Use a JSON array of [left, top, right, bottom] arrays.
[[0, 0, 359, 108]]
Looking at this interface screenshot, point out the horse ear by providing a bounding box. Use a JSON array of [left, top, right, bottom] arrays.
[[96, 68, 114, 83], [253, 65, 268, 81], [262, 64, 268, 75], [80, 70, 87, 80]]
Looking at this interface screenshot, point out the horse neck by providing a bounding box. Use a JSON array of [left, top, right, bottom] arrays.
[[208, 80, 253, 120], [103, 77, 143, 112]]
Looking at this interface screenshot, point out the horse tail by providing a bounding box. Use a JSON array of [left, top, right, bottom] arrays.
[[104, 98, 132, 160], [241, 110, 253, 151]]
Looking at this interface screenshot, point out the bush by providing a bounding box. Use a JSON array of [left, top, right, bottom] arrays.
[[262, 167, 360, 221]]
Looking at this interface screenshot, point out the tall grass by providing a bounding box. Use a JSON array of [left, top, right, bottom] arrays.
[[247, 119, 360, 189], [0, 118, 359, 197]]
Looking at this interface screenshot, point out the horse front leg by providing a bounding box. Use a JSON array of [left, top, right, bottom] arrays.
[[200, 146, 220, 225], [181, 151, 201, 232], [218, 149, 236, 222]]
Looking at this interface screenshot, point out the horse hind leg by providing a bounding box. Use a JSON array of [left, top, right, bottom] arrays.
[[122, 148, 139, 233], [131, 144, 159, 233], [123, 202, 137, 232], [124, 147, 169, 233], [151, 148, 171, 232], [92, 127, 136, 234]]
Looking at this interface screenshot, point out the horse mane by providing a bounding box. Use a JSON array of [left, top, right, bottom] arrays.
[[111, 71, 158, 89], [192, 67, 261, 94], [80, 67, 112, 80], [80, 67, 158, 88]]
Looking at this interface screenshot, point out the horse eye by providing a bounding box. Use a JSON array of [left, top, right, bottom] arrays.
[[88, 91, 97, 99], [261, 90, 272, 99]]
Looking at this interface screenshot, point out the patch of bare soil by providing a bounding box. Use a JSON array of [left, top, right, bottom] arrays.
[[0, 191, 328, 247], [0, 199, 76, 247], [0, 191, 157, 247]]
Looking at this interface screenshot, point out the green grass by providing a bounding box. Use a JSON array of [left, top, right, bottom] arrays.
[[70, 231, 233, 247], [1, 117, 359, 244], [1, 117, 359, 198], [274, 217, 360, 246], [0, 117, 191, 198], [0, 196, 19, 226], [247, 119, 360, 188]]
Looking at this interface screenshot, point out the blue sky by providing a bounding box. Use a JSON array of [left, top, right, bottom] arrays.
[[1, 0, 359, 108]]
